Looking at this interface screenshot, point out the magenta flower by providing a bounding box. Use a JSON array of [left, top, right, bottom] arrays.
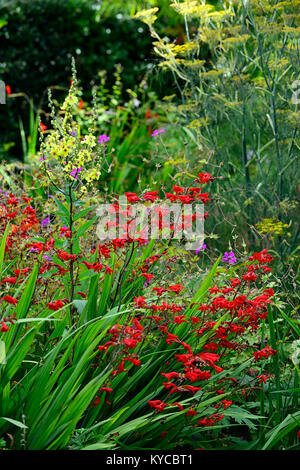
[[41, 216, 51, 227], [222, 251, 237, 264], [98, 134, 110, 144], [70, 167, 82, 179], [195, 242, 207, 254], [152, 129, 165, 137]]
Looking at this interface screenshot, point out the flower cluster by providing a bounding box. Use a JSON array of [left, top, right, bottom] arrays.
[[38, 79, 106, 196], [256, 218, 291, 240], [96, 240, 276, 429]]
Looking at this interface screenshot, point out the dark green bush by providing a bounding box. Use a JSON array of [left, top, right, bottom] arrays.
[[0, 0, 153, 160]]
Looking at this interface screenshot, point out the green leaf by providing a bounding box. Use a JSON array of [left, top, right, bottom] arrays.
[[0, 417, 27, 429], [0, 223, 9, 273], [76, 216, 98, 238]]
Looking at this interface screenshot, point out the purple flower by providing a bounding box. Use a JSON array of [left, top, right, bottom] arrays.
[[41, 216, 51, 227], [222, 251, 237, 264], [152, 129, 165, 137], [43, 255, 52, 262], [70, 167, 82, 179], [40, 155, 46, 162], [98, 134, 110, 144], [195, 242, 207, 255]]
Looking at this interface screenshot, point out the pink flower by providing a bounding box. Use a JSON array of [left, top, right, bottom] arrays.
[[70, 167, 82, 179], [98, 134, 110, 144], [152, 129, 165, 137]]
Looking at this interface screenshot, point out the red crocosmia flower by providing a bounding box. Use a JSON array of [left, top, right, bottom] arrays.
[[181, 341, 193, 354], [248, 249, 273, 264], [105, 265, 113, 275], [165, 193, 178, 202], [40, 122, 47, 132], [186, 408, 197, 417], [252, 345, 277, 361], [165, 332, 181, 345], [60, 226, 72, 238], [82, 261, 103, 272], [198, 172, 214, 184], [124, 357, 141, 367], [212, 364, 224, 373], [134, 296, 147, 307], [204, 342, 219, 352], [139, 273, 153, 283], [151, 315, 163, 323], [161, 372, 180, 381], [167, 284, 184, 294], [132, 318, 143, 331], [173, 315, 188, 325], [1, 321, 9, 332], [196, 192, 211, 204], [21, 197, 32, 204], [242, 272, 258, 282], [173, 185, 185, 195], [78, 99, 84, 109], [297, 430, 300, 439], [198, 414, 224, 427], [215, 400, 232, 410], [230, 277, 241, 288], [98, 341, 114, 353], [152, 287, 166, 296], [257, 375, 270, 384], [100, 387, 113, 393], [122, 338, 139, 349], [182, 385, 202, 395], [6, 85, 11, 96], [2, 295, 18, 305], [6, 212, 17, 220], [143, 191, 159, 202], [90, 396, 101, 407], [118, 356, 141, 372], [178, 195, 194, 204], [172, 402, 184, 411], [209, 285, 221, 295], [198, 352, 220, 364], [125, 192, 140, 203], [163, 382, 179, 395], [47, 300, 64, 311], [191, 316, 201, 324], [75, 291, 87, 298], [148, 400, 168, 412], [188, 187, 202, 195]]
